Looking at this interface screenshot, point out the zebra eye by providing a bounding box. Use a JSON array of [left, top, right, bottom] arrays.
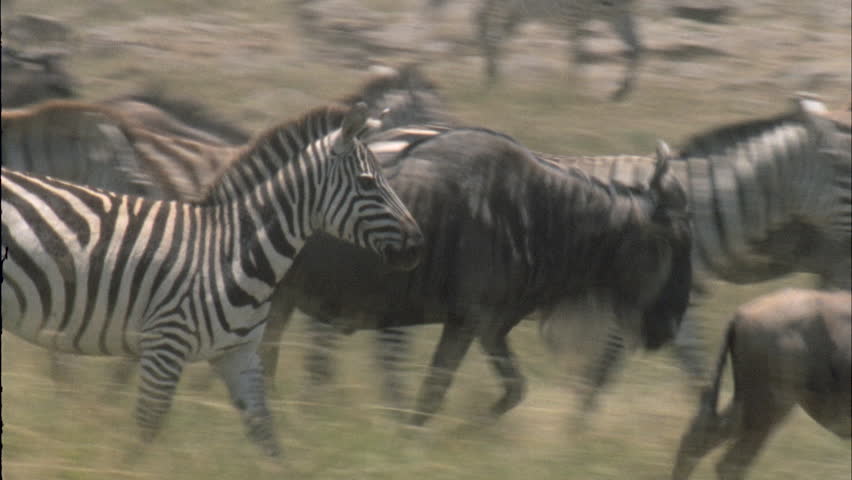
[[357, 173, 377, 190]]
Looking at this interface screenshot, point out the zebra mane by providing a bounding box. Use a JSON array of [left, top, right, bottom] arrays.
[[678, 110, 802, 158], [201, 104, 353, 205], [106, 88, 251, 145]]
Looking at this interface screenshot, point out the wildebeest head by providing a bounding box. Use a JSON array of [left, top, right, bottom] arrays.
[[625, 141, 693, 349]]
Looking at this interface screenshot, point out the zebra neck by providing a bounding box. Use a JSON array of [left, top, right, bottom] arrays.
[[203, 170, 321, 306]]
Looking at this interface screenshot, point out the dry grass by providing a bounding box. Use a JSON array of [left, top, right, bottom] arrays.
[[2, 1, 850, 478]]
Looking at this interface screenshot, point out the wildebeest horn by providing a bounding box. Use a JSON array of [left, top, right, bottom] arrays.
[[650, 139, 671, 194], [341, 101, 370, 144]]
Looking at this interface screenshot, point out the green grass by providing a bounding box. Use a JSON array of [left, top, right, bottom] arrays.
[[3, 1, 850, 478]]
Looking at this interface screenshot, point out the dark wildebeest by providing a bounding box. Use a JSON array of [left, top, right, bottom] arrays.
[[671, 288, 851, 480], [262, 130, 692, 425]]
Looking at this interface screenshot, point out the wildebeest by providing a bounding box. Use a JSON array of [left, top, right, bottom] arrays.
[[671, 288, 851, 480], [274, 93, 851, 420], [261, 130, 692, 425]]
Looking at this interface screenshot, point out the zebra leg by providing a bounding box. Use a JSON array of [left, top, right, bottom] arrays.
[[577, 327, 627, 418], [48, 350, 76, 392], [209, 343, 281, 457], [135, 345, 187, 443], [671, 312, 709, 392], [373, 327, 411, 416], [410, 316, 476, 426], [476, 0, 523, 84], [475, 0, 503, 83], [606, 10, 643, 101], [478, 319, 526, 417]]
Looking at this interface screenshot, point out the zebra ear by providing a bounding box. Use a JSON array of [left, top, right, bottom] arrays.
[[650, 139, 671, 193]]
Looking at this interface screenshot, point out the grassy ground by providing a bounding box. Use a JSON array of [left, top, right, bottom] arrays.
[[2, 1, 850, 479]]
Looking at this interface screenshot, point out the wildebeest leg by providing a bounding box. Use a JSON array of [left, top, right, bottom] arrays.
[[374, 327, 411, 415], [410, 315, 477, 426], [303, 318, 342, 389], [671, 399, 737, 480], [606, 10, 642, 101], [478, 316, 526, 417], [258, 292, 298, 383], [714, 376, 795, 479]]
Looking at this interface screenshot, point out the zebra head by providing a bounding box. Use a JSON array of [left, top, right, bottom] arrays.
[[318, 102, 424, 271]]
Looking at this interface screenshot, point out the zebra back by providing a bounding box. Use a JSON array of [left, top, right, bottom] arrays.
[[1, 100, 243, 202]]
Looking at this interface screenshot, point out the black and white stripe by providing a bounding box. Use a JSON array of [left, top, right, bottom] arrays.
[[544, 95, 852, 414], [1, 103, 422, 456]]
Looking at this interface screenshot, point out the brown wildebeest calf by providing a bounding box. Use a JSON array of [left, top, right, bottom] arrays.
[[672, 288, 851, 480]]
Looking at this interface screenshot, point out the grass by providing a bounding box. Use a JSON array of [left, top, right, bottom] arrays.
[[2, 1, 850, 479]]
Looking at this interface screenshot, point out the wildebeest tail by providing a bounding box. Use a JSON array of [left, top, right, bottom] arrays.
[[702, 318, 736, 415]]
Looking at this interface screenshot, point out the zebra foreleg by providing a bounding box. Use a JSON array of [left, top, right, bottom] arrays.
[[478, 320, 526, 418], [410, 316, 476, 426], [210, 343, 281, 457], [135, 345, 186, 444], [606, 11, 643, 101]]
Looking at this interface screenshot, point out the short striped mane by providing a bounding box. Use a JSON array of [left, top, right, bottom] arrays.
[[202, 104, 352, 205], [679, 111, 800, 158]]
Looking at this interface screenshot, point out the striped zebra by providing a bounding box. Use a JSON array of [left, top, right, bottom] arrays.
[[1, 103, 424, 456], [545, 94, 852, 416], [431, 0, 642, 100], [2, 67, 448, 398]]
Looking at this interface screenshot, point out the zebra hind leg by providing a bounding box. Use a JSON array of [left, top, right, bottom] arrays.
[[210, 344, 281, 457]]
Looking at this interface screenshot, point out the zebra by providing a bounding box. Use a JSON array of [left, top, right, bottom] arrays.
[[429, 0, 643, 100], [1, 103, 424, 456], [2, 66, 449, 394], [540, 94, 852, 417]]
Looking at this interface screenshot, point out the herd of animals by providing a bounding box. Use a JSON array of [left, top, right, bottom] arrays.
[[2, 6, 851, 480]]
